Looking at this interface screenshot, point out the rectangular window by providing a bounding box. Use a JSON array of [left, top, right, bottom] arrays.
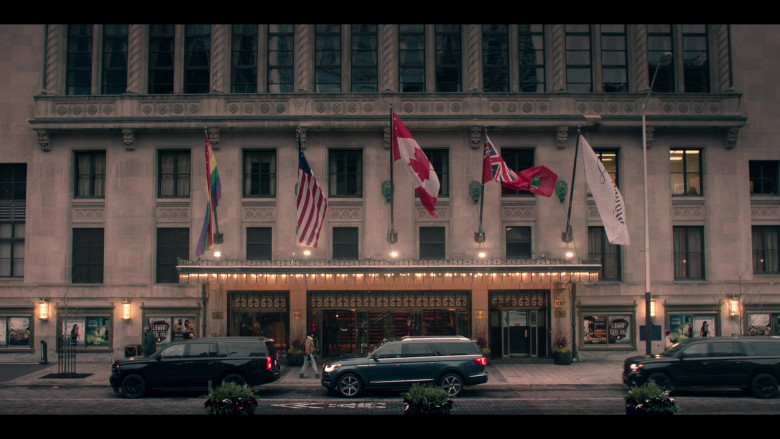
[[601, 24, 627, 92], [750, 161, 779, 195], [483, 24, 509, 92], [518, 24, 545, 92], [565, 24, 591, 92], [670, 148, 702, 196], [231, 24, 258, 93], [74, 151, 106, 198], [587, 149, 619, 195], [101, 24, 128, 94], [647, 24, 674, 93], [588, 227, 621, 280], [158, 150, 190, 198], [747, 313, 780, 336], [328, 149, 362, 197], [435, 24, 461, 92], [333, 227, 358, 259], [500, 148, 535, 197], [243, 150, 276, 197], [669, 313, 716, 340], [0, 164, 25, 278], [506, 226, 531, 259], [419, 226, 445, 259], [583, 314, 632, 346], [351, 24, 378, 92], [156, 228, 189, 283], [315, 24, 341, 92], [246, 227, 272, 260], [673, 226, 704, 280], [148, 24, 175, 94], [184, 24, 211, 94], [72, 228, 104, 284], [66, 24, 93, 95], [0, 316, 32, 348], [752, 226, 780, 274], [61, 315, 111, 348], [267, 24, 294, 93], [421, 149, 448, 197], [682, 24, 709, 93], [399, 24, 425, 92]]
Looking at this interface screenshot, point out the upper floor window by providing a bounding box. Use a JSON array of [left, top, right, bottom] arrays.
[[74, 151, 105, 198], [328, 149, 362, 197], [750, 161, 779, 195], [156, 228, 188, 283], [500, 148, 535, 197], [601, 24, 627, 92], [315, 24, 341, 92], [72, 228, 103, 284], [158, 150, 190, 198], [0, 164, 26, 279], [589, 227, 621, 281], [673, 226, 704, 280], [267, 24, 294, 93], [752, 226, 780, 274], [0, 164, 27, 202], [243, 150, 276, 197], [246, 227, 272, 260], [506, 226, 531, 259], [587, 149, 619, 195], [682, 24, 709, 93], [483, 24, 509, 92], [148, 24, 175, 94], [66, 24, 93, 95], [351, 24, 378, 92], [565, 24, 592, 92], [399, 24, 425, 92], [518, 24, 545, 92], [231, 24, 258, 93], [184, 25, 211, 94], [670, 148, 702, 196], [435, 24, 461, 92], [420, 226, 445, 259], [101, 24, 128, 94], [333, 227, 359, 259], [648, 24, 674, 93], [422, 149, 449, 197]]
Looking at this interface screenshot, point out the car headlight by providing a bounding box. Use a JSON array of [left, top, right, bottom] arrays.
[[324, 363, 341, 373], [630, 363, 643, 373]]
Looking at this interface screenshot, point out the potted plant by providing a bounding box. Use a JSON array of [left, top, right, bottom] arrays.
[[552, 335, 572, 365], [476, 337, 491, 364], [204, 381, 258, 415], [402, 383, 454, 415], [286, 339, 304, 366], [625, 381, 678, 415]]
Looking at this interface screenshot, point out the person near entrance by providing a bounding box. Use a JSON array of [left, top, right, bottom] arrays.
[[143, 326, 156, 356], [300, 332, 319, 379]]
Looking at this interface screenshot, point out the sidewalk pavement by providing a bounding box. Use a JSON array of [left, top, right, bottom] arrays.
[[0, 358, 625, 390]]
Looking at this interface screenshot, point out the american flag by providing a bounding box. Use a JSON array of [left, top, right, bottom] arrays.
[[296, 139, 327, 247]]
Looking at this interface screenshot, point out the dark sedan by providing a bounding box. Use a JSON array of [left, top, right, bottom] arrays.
[[623, 336, 780, 398]]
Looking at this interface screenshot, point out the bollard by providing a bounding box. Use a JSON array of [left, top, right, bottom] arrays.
[[40, 340, 48, 364]]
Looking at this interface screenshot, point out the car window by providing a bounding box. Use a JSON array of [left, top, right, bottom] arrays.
[[403, 343, 433, 357], [189, 343, 216, 357], [680, 342, 709, 358], [437, 342, 480, 356], [744, 341, 780, 356], [225, 342, 267, 357], [160, 343, 186, 359], [374, 343, 402, 358], [709, 342, 744, 357]]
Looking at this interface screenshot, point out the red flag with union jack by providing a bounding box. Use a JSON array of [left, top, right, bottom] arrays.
[[482, 134, 557, 197]]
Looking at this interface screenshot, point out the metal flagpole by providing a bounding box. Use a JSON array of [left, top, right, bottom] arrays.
[[562, 129, 581, 243], [388, 106, 397, 244], [477, 128, 486, 243]]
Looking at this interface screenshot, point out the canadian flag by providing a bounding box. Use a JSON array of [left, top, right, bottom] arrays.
[[392, 112, 440, 218]]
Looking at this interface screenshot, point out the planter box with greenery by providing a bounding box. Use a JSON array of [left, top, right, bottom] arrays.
[[625, 381, 678, 415], [552, 335, 572, 365], [204, 382, 258, 415], [286, 346, 304, 367], [402, 383, 454, 415]]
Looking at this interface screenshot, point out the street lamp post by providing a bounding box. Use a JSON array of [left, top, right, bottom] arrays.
[[642, 52, 672, 355]]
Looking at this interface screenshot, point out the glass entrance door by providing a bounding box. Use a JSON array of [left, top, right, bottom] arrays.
[[501, 310, 542, 357]]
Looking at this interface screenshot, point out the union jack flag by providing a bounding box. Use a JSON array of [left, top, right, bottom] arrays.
[[482, 135, 519, 185], [481, 134, 557, 197]]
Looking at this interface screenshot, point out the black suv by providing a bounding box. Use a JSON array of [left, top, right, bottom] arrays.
[[110, 337, 280, 398], [321, 335, 488, 398], [623, 336, 780, 398]]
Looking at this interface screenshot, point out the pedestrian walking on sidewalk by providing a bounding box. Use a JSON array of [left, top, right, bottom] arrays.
[[143, 326, 156, 356], [300, 332, 319, 379]]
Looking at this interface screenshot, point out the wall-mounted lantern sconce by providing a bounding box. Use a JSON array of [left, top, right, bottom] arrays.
[[39, 299, 49, 320], [122, 299, 132, 320], [729, 297, 740, 317], [475, 310, 485, 319], [389, 250, 399, 259], [293, 311, 303, 320], [477, 251, 487, 259], [649, 299, 657, 318]]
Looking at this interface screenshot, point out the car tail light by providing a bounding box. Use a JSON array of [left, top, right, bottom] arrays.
[[473, 356, 487, 366], [266, 356, 272, 370]]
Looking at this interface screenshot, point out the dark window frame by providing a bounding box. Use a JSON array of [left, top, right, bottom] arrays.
[[328, 149, 363, 197], [66, 24, 93, 95], [399, 24, 425, 92], [332, 226, 359, 260], [72, 228, 104, 284], [419, 226, 446, 260], [518, 24, 545, 92], [246, 227, 272, 260], [647, 24, 674, 93], [749, 161, 779, 195], [682, 24, 710, 93], [101, 24, 128, 94], [231, 24, 258, 93], [148, 24, 175, 94], [752, 225, 780, 274], [351, 24, 378, 92], [588, 226, 621, 281], [565, 24, 592, 92], [315, 24, 342, 93], [482, 24, 509, 92], [74, 151, 106, 199], [158, 150, 191, 198], [156, 228, 189, 283], [0, 163, 26, 279], [670, 148, 703, 196], [673, 226, 705, 280], [242, 149, 276, 198], [267, 24, 294, 93], [183, 24, 211, 94], [600, 24, 628, 93], [506, 226, 532, 259], [435, 24, 462, 92]]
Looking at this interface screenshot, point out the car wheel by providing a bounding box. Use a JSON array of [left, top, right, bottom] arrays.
[[120, 374, 147, 399], [751, 373, 779, 399], [336, 374, 362, 398], [222, 373, 247, 386], [439, 373, 464, 397], [647, 373, 674, 391]]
